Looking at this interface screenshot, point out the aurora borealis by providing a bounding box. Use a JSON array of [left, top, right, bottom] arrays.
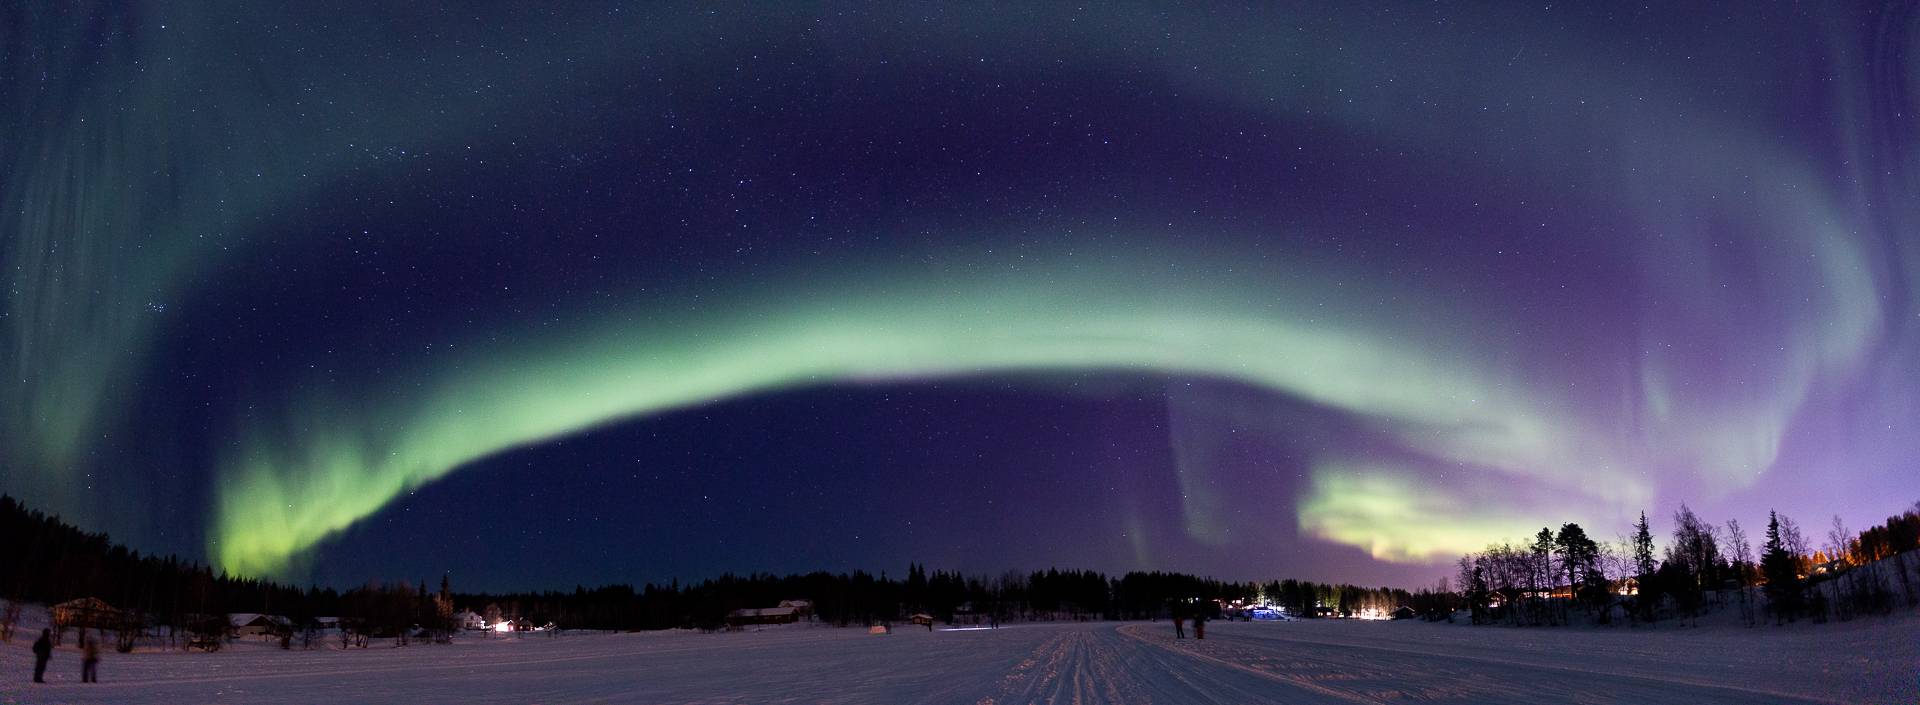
[[4, 3, 1917, 590]]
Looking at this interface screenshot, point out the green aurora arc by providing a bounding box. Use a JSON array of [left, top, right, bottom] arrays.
[[211, 250, 1580, 575]]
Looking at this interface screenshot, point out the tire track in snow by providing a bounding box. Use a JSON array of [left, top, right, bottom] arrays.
[[979, 629, 1150, 705], [1117, 624, 1390, 704], [977, 623, 1369, 705]]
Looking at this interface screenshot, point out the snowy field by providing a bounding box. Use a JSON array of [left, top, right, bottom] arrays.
[[2, 615, 1915, 704]]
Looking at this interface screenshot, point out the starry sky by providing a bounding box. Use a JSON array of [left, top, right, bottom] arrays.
[[3, 2, 1917, 592]]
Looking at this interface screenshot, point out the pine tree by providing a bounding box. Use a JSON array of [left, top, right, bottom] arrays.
[[905, 563, 928, 612], [1761, 511, 1801, 623], [1554, 523, 1598, 600], [1530, 528, 1555, 624], [1468, 566, 1491, 624], [434, 574, 455, 641], [1632, 511, 1657, 578]]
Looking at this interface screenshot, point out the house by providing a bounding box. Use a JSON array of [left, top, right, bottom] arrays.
[[777, 599, 814, 621], [909, 613, 935, 627], [1390, 606, 1417, 620], [228, 613, 291, 638], [726, 606, 799, 627], [453, 610, 486, 630], [52, 598, 125, 630]]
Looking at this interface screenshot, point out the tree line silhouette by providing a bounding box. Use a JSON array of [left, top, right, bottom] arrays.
[[1449, 501, 1920, 628], [2, 495, 1413, 641], [9, 494, 1914, 645]]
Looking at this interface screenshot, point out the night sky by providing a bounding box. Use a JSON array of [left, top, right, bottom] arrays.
[[4, 3, 1917, 592]]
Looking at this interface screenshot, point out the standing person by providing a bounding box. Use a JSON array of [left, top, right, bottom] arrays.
[[1194, 608, 1208, 640], [31, 628, 52, 683], [82, 631, 101, 683], [1172, 603, 1186, 639]]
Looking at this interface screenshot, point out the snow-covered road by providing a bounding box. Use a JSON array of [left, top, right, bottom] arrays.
[[2, 616, 1913, 704]]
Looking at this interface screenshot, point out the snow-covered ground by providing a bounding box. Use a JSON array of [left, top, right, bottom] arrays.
[[1, 614, 1914, 704]]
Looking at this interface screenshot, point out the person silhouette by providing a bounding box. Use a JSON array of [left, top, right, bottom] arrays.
[[82, 632, 101, 683], [31, 628, 53, 683]]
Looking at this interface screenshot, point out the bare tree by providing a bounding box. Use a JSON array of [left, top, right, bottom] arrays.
[[484, 603, 503, 634], [115, 610, 143, 653], [1603, 537, 1636, 585], [1780, 515, 1812, 574], [1455, 556, 1478, 621], [1479, 542, 1531, 624], [1725, 519, 1756, 626], [1724, 519, 1753, 583], [1826, 515, 1854, 567], [1668, 504, 1723, 593]]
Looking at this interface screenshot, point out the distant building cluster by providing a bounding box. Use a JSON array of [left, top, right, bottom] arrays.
[[725, 600, 813, 628]]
